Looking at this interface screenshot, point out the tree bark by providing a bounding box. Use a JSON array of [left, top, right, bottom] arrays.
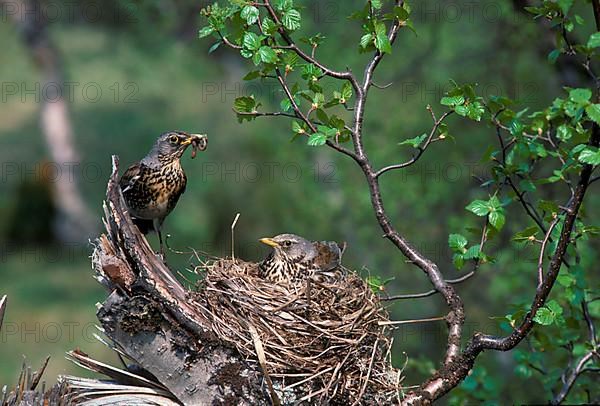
[[90, 156, 273, 405]]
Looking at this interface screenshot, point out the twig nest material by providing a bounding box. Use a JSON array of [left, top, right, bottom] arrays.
[[192, 258, 401, 404]]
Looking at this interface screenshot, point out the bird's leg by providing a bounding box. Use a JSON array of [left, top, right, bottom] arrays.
[[153, 218, 165, 259]]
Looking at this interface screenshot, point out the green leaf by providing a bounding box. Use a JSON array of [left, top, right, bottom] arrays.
[[578, 147, 600, 165], [301, 33, 326, 47], [374, 21, 392, 53], [557, 0, 573, 14], [466, 102, 485, 121], [241, 48, 254, 59], [533, 307, 554, 325], [275, 0, 293, 12], [466, 200, 490, 216], [365, 274, 394, 292], [519, 179, 536, 192], [515, 364, 532, 378], [463, 245, 480, 260], [198, 26, 214, 38], [360, 33, 374, 49], [587, 32, 600, 48], [241, 5, 259, 24], [513, 226, 539, 242], [398, 133, 427, 148], [557, 273, 575, 287], [316, 108, 328, 124], [301, 64, 323, 80], [262, 17, 278, 35], [547, 49, 560, 64], [280, 98, 292, 112], [307, 132, 327, 146], [568, 88, 592, 105], [341, 82, 352, 102], [449, 234, 468, 251], [585, 104, 600, 125], [453, 253, 465, 270], [292, 121, 302, 133], [234, 96, 256, 112], [371, 0, 382, 10], [208, 41, 221, 54], [316, 125, 338, 138], [440, 95, 465, 106], [556, 124, 574, 141], [489, 195, 502, 209], [455, 105, 469, 117], [489, 210, 506, 230], [257, 46, 278, 64], [546, 300, 563, 315], [282, 9, 301, 31], [243, 70, 261, 80], [243, 32, 262, 51], [391, 5, 410, 20]]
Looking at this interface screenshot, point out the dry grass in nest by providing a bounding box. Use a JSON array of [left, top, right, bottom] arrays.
[[191, 258, 402, 404]]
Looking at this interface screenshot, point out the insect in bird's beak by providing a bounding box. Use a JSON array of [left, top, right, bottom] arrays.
[[259, 237, 279, 247], [189, 134, 208, 158]]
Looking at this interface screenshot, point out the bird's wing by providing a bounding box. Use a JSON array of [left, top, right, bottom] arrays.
[[119, 163, 144, 194], [180, 171, 187, 195], [314, 241, 343, 272]]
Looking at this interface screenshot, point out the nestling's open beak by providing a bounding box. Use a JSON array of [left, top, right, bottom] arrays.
[[259, 237, 279, 247]]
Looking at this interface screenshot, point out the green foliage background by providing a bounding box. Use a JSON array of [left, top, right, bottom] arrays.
[[0, 0, 598, 403]]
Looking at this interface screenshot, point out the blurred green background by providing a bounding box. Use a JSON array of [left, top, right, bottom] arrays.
[[0, 0, 598, 404]]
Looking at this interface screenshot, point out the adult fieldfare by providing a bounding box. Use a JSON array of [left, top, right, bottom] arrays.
[[119, 131, 207, 256], [259, 233, 346, 284]]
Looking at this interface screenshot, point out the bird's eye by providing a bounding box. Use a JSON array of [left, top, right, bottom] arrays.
[[169, 135, 179, 143], [283, 241, 292, 247]]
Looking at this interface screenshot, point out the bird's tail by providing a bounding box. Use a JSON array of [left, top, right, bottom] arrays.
[[132, 218, 154, 234]]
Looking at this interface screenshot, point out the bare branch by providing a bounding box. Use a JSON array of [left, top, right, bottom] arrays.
[[233, 110, 297, 119], [378, 316, 446, 326], [376, 109, 452, 178], [537, 216, 560, 287], [381, 271, 476, 301], [217, 31, 242, 50], [371, 81, 394, 89], [582, 300, 598, 349], [493, 123, 547, 233], [553, 350, 598, 404], [0, 295, 6, 333]]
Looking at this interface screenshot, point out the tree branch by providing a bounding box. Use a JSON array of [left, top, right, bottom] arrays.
[[582, 300, 598, 348], [261, 0, 358, 84], [537, 216, 560, 287], [376, 109, 452, 178], [233, 110, 297, 119], [0, 295, 6, 333], [270, 66, 359, 161], [553, 350, 598, 404], [403, 121, 600, 404], [381, 271, 476, 301]]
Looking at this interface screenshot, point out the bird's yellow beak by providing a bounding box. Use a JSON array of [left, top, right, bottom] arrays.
[[180, 137, 193, 146], [259, 237, 279, 247]]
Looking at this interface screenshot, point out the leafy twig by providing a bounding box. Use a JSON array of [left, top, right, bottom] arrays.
[[375, 109, 452, 177]]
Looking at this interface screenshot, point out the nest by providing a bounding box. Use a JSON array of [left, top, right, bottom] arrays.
[[192, 258, 402, 404]]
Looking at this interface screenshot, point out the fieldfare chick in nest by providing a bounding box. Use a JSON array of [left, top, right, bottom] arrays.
[[259, 233, 346, 284], [119, 131, 207, 256]]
